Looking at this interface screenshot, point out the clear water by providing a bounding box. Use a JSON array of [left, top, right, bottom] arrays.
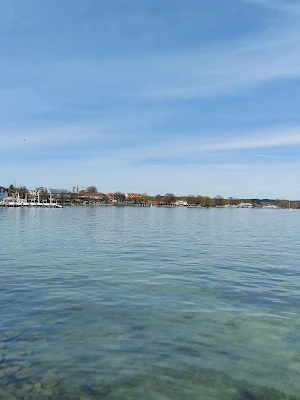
[[0, 207, 300, 400]]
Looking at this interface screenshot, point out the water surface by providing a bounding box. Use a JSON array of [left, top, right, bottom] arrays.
[[1, 207, 300, 399]]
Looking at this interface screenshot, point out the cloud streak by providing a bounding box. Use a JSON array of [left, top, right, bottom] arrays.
[[244, 0, 300, 15], [2, 122, 299, 162], [111, 127, 300, 162]]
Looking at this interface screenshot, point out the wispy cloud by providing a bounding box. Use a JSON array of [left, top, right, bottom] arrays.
[[254, 154, 283, 159], [244, 0, 300, 15], [132, 34, 300, 100], [119, 127, 300, 161], [47, 25, 300, 103], [2, 121, 300, 161]]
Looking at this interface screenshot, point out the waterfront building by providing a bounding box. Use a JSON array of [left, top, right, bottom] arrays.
[[237, 202, 253, 208], [148, 200, 168, 206], [78, 191, 105, 200], [125, 193, 142, 200], [0, 187, 8, 201], [49, 189, 71, 200]]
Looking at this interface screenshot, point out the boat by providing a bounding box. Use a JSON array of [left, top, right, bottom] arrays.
[[0, 189, 63, 209], [288, 201, 294, 212], [237, 202, 253, 209]]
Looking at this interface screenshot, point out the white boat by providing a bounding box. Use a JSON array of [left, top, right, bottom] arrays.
[[288, 201, 294, 212], [237, 202, 253, 209]]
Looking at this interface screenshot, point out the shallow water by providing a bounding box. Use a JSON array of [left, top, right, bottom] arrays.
[[0, 206, 300, 399]]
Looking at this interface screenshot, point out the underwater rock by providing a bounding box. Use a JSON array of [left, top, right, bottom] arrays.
[[243, 387, 300, 400], [20, 383, 32, 391], [41, 388, 54, 396], [40, 371, 64, 388], [4, 350, 25, 361], [16, 359, 32, 369], [241, 389, 256, 400], [80, 381, 110, 397], [3, 365, 21, 376], [0, 369, 8, 378], [131, 324, 146, 331], [14, 367, 33, 380], [80, 395, 94, 400], [189, 368, 236, 389], [0, 387, 15, 400], [5, 331, 21, 340]]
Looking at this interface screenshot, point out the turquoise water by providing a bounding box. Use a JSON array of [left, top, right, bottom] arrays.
[[0, 207, 300, 400]]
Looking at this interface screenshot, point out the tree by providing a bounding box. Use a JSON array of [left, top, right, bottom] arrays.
[[100, 194, 109, 202], [141, 194, 150, 202], [214, 195, 224, 207], [39, 189, 49, 201], [202, 196, 212, 207], [186, 195, 196, 205], [18, 186, 28, 199], [59, 193, 67, 203], [86, 186, 97, 193], [114, 192, 126, 202], [164, 193, 176, 205], [8, 184, 15, 196], [195, 195, 203, 206]]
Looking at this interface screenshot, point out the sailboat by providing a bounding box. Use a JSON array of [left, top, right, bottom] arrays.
[[288, 201, 294, 212]]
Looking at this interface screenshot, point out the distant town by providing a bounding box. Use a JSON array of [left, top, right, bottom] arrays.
[[0, 184, 298, 209]]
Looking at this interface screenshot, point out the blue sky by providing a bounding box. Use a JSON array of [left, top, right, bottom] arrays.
[[1, 0, 300, 198]]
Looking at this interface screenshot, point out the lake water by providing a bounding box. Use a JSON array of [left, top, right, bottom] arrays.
[[0, 206, 300, 400]]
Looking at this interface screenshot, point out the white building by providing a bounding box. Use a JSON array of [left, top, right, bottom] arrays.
[[237, 202, 253, 208]]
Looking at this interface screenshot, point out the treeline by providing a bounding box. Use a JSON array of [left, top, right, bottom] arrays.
[[4, 185, 299, 208], [6, 185, 29, 198]]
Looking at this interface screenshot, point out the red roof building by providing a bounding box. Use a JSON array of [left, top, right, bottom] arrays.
[[78, 192, 105, 199], [125, 193, 142, 199]]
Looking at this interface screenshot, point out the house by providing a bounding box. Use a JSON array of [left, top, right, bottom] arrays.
[[148, 200, 168, 206], [107, 193, 126, 202], [78, 192, 105, 200], [0, 187, 8, 201], [49, 189, 71, 200], [49, 189, 71, 195], [107, 193, 116, 200], [125, 193, 142, 200]]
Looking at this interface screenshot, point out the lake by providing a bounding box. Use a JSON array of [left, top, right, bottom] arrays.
[[0, 206, 299, 399]]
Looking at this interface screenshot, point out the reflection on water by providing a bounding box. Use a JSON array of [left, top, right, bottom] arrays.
[[0, 207, 300, 399]]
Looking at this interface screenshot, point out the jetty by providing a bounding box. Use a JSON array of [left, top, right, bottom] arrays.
[[0, 189, 63, 208]]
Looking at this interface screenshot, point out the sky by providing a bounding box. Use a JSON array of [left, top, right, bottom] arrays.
[[1, 0, 300, 198]]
